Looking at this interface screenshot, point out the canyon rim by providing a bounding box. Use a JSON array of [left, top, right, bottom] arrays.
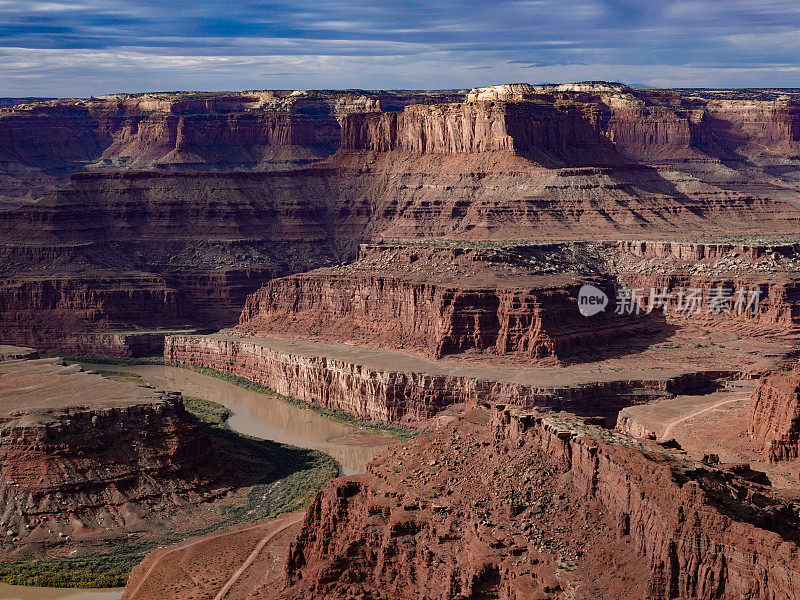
[[2, 8, 800, 595]]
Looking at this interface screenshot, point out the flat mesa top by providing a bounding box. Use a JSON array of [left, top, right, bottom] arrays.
[[306, 244, 606, 289], [0, 358, 166, 417], [0, 345, 37, 361], [212, 329, 769, 388]]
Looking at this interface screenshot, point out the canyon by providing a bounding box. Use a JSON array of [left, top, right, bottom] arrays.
[[3, 82, 800, 599], [235, 239, 800, 363], [0, 90, 461, 208], [165, 329, 754, 427], [125, 403, 800, 599], [0, 349, 336, 589], [1, 83, 800, 356]]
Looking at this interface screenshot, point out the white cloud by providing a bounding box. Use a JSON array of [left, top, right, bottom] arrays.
[[1, 45, 798, 96], [1, 0, 799, 94], [725, 29, 800, 51]]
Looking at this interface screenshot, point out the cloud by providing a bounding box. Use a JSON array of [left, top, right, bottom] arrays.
[[0, 0, 799, 95]]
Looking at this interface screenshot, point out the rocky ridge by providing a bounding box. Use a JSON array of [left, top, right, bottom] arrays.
[[278, 405, 800, 600], [0, 356, 229, 558]]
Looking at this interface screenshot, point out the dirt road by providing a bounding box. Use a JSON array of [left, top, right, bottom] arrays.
[[659, 398, 741, 441], [123, 512, 305, 600], [212, 513, 304, 600]]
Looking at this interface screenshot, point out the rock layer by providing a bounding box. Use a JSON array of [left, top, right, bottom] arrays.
[[236, 243, 649, 363], [340, 100, 611, 163], [0, 170, 347, 354], [611, 240, 800, 338], [749, 366, 800, 461], [282, 405, 800, 599], [0, 275, 187, 354], [236, 241, 800, 369], [164, 333, 729, 425], [3, 85, 800, 355], [0, 90, 459, 207], [0, 357, 227, 557]]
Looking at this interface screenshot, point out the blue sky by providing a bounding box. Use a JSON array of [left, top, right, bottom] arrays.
[[1, 0, 799, 96]]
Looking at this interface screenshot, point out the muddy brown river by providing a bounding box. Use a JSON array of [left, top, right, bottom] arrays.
[[0, 364, 395, 600], [122, 364, 394, 476]]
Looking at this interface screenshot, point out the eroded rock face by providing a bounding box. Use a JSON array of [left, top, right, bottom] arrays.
[[165, 333, 476, 423], [0, 358, 226, 557], [0, 398, 212, 513], [698, 99, 800, 162], [749, 367, 800, 461], [340, 100, 609, 163], [3, 85, 800, 356], [0, 276, 187, 355], [236, 243, 648, 363], [281, 406, 800, 600], [164, 333, 728, 425], [235, 240, 800, 370], [608, 105, 702, 161], [6, 156, 796, 358], [0, 90, 461, 207], [611, 241, 800, 338], [0, 170, 348, 354]]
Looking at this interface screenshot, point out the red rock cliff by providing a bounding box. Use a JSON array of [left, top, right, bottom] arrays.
[[164, 333, 727, 425], [235, 244, 651, 363], [611, 240, 800, 338], [749, 367, 800, 461], [282, 406, 800, 599], [608, 105, 703, 161], [696, 99, 800, 161], [340, 100, 608, 163], [0, 275, 188, 355], [3, 86, 800, 355], [0, 90, 460, 206], [0, 359, 229, 556], [0, 169, 348, 354]]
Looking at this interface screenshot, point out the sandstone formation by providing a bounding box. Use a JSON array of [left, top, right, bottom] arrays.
[[0, 170, 347, 354], [279, 405, 800, 600], [0, 90, 460, 208], [0, 275, 189, 355], [611, 240, 800, 338], [165, 332, 731, 425], [340, 100, 613, 163], [235, 243, 650, 363], [749, 366, 800, 462], [4, 81, 789, 599], [6, 82, 800, 598], [2, 85, 800, 355], [231, 240, 800, 372], [0, 356, 231, 558]]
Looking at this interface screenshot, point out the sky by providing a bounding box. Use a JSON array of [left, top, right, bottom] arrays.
[[0, 0, 799, 97]]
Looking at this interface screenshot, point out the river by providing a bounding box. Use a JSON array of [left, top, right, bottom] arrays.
[[0, 364, 395, 599], [122, 364, 394, 476]]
